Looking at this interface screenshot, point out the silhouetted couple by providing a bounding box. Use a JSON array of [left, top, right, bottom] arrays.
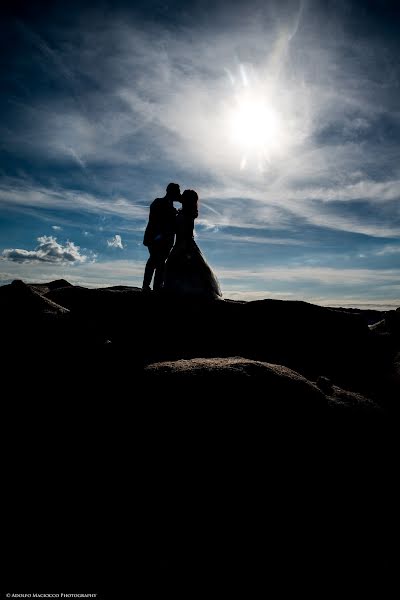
[[142, 182, 221, 299]]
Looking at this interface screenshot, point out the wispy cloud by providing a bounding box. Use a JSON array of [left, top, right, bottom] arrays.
[[0, 180, 148, 220], [1, 173, 399, 247], [284, 179, 400, 204], [198, 230, 306, 245], [374, 244, 400, 256], [16, 19, 77, 87], [3, 9, 400, 239], [5, 8, 398, 180], [218, 265, 400, 286]]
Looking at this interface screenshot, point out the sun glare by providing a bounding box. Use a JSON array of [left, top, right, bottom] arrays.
[[231, 100, 280, 148], [227, 89, 285, 169]]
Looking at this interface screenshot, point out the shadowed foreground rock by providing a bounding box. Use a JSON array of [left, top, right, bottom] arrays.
[[1, 278, 398, 412], [142, 357, 390, 591], [1, 278, 69, 316], [144, 356, 377, 414], [1, 279, 397, 592]]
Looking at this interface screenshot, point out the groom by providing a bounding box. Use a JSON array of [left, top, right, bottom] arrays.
[[142, 182, 181, 292]]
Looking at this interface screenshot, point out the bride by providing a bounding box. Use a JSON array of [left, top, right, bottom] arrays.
[[163, 189, 222, 299]]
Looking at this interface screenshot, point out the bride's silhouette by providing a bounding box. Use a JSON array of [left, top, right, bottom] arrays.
[[163, 189, 222, 299]]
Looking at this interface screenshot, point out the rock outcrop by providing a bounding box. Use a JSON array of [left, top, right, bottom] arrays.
[[144, 356, 378, 413], [0, 278, 398, 414]]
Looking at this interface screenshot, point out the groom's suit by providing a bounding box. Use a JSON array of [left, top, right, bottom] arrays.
[[142, 193, 178, 291]]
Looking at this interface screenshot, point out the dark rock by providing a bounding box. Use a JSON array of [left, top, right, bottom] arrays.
[[316, 375, 333, 393], [144, 356, 378, 413], [1, 281, 395, 595], [1, 279, 69, 316], [46, 278, 73, 290], [328, 305, 386, 326], [1, 279, 398, 414]]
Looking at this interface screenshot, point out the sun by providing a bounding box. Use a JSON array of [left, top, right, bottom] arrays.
[[226, 89, 285, 169], [231, 98, 280, 149]]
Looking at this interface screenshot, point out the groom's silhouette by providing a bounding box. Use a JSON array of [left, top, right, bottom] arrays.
[[142, 182, 181, 292]]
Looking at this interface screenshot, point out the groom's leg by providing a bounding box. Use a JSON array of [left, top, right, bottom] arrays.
[[153, 243, 172, 291], [153, 259, 167, 291], [143, 250, 156, 290]]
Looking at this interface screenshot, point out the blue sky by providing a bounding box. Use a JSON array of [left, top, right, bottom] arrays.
[[1, 0, 400, 308]]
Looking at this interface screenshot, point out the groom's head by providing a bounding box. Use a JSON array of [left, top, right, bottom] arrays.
[[166, 182, 181, 201]]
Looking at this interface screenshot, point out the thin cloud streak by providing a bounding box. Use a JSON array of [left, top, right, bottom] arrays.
[[0, 181, 148, 220], [218, 265, 400, 286], [198, 231, 306, 245], [2, 177, 399, 241]]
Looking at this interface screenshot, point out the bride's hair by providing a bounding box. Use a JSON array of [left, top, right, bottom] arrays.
[[181, 189, 199, 218]]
